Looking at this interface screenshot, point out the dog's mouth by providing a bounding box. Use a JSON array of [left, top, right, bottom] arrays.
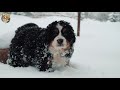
[[49, 40, 70, 51], [57, 44, 64, 47]]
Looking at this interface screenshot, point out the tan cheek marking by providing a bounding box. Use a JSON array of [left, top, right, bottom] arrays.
[[49, 40, 53, 47], [62, 41, 70, 51]]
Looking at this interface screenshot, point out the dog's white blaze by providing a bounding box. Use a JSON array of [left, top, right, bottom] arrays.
[[56, 23, 63, 31]]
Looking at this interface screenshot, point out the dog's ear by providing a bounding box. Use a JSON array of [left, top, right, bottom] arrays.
[[47, 21, 58, 30], [70, 33, 76, 46], [66, 24, 76, 46]]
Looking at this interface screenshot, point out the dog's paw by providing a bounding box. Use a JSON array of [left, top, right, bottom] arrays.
[[46, 68, 54, 72]]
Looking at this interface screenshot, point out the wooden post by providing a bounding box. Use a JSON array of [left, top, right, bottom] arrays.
[[0, 48, 9, 64], [77, 12, 81, 36]]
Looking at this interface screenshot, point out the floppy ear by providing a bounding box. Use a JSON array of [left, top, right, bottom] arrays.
[[67, 26, 76, 46], [70, 33, 76, 46], [47, 21, 58, 30], [45, 21, 58, 44], [67, 24, 76, 45]]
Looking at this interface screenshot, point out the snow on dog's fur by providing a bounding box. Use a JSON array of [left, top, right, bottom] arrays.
[[7, 20, 76, 72]]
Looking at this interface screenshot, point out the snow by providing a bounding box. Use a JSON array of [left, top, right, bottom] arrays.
[[0, 14, 120, 78]]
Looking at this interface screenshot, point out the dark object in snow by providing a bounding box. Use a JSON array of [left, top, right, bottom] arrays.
[[0, 48, 9, 64], [8, 21, 76, 71], [77, 12, 81, 36]]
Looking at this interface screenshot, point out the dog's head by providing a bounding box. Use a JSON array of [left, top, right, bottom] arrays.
[[46, 20, 76, 52]]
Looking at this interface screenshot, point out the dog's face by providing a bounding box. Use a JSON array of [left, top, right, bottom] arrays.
[[50, 23, 69, 51], [46, 20, 76, 68], [47, 20, 76, 52]]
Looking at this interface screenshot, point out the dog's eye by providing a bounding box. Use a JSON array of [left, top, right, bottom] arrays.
[[62, 28, 67, 33], [62, 29, 68, 36]]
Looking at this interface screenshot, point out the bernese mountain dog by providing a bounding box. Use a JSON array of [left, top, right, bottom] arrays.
[[7, 20, 76, 72]]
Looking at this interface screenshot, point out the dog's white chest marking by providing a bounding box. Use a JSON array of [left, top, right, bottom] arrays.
[[49, 46, 69, 68]]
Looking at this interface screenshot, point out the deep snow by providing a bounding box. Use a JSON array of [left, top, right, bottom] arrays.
[[0, 15, 120, 78]]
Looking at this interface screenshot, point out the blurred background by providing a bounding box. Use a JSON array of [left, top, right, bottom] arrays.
[[1, 12, 120, 22]]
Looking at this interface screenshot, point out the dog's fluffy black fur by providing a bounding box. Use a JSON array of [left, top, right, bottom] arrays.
[[8, 20, 76, 71]]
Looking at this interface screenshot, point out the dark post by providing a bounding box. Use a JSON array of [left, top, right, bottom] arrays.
[[77, 12, 81, 36], [0, 48, 9, 64]]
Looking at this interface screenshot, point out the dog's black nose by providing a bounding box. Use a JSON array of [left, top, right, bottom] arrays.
[[57, 39, 63, 44]]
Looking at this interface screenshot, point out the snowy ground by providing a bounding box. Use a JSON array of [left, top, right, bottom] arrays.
[[0, 15, 120, 78]]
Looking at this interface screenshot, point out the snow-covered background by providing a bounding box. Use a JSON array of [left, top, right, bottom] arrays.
[[0, 12, 120, 78], [1, 12, 120, 21]]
